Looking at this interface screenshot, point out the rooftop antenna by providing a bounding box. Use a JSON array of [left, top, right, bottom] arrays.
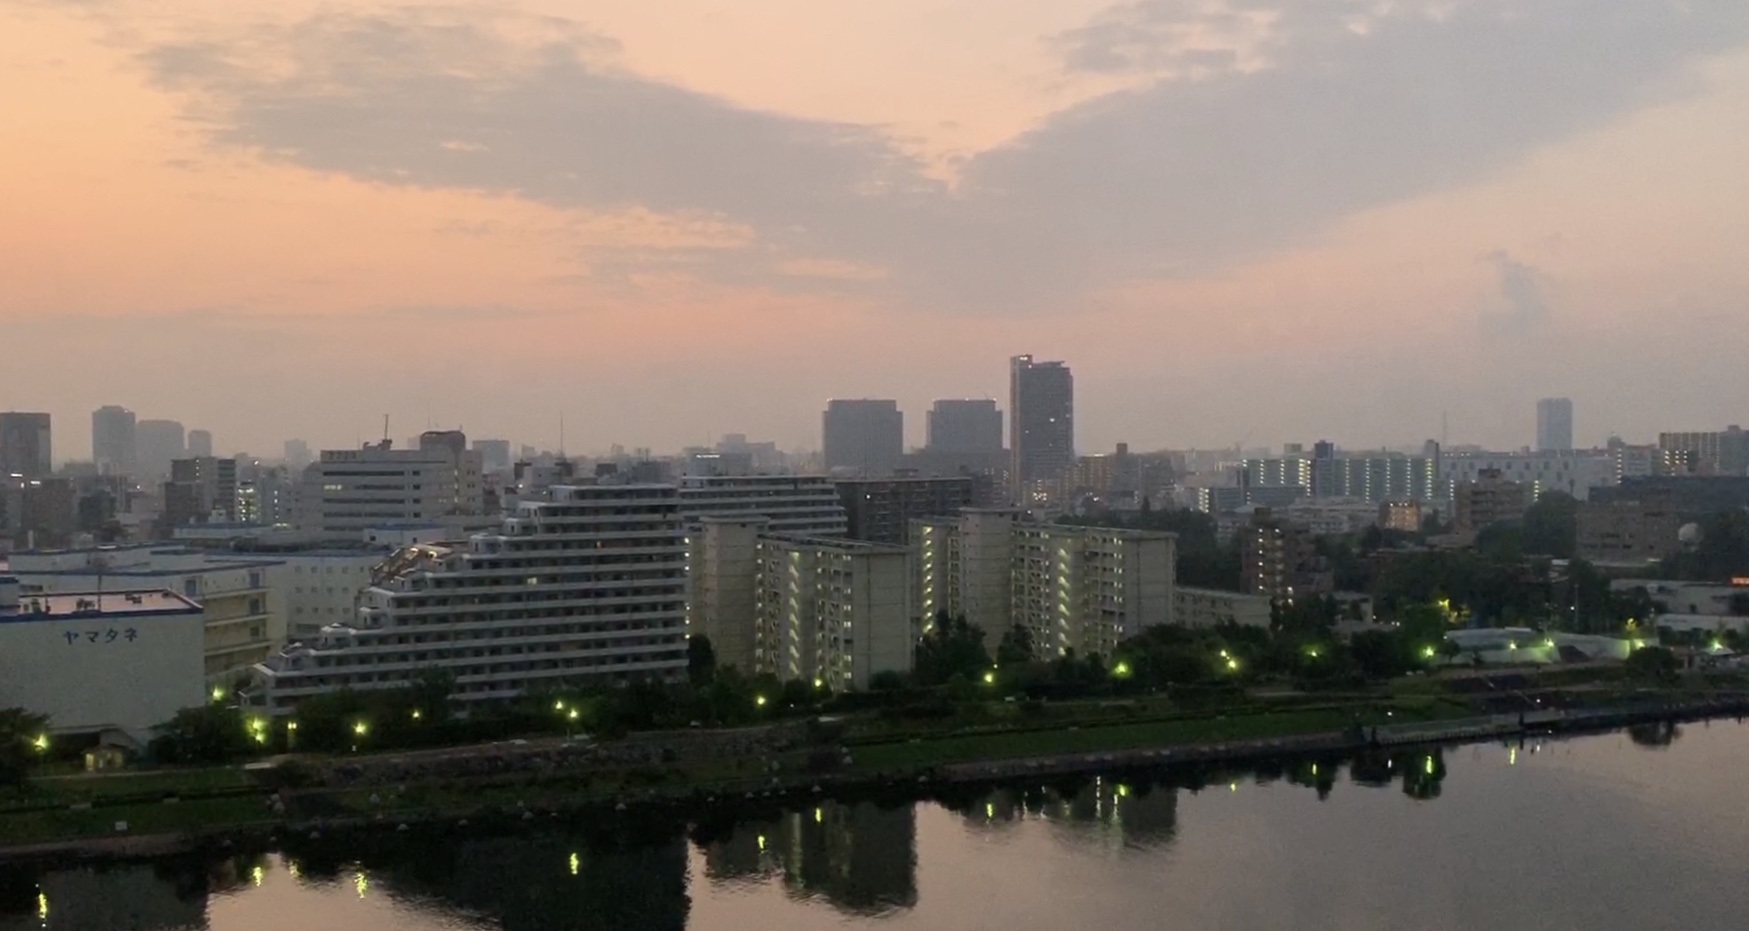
[[558, 413, 567, 461], [382, 414, 390, 445]]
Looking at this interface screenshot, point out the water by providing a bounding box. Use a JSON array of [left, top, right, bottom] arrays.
[[6, 721, 1749, 931]]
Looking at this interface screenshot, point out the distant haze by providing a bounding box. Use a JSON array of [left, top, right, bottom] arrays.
[[3, 0, 1747, 458]]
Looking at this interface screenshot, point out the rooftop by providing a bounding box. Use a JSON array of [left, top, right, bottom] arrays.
[[0, 588, 202, 623]]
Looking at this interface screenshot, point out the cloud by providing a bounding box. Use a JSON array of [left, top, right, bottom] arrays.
[[1479, 250, 1551, 339], [135, 1, 1749, 314]]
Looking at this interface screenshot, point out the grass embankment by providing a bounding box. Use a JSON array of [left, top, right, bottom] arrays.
[[1, 675, 1730, 851]]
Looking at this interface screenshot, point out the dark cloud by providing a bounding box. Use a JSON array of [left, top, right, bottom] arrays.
[[138, 1, 1749, 314]]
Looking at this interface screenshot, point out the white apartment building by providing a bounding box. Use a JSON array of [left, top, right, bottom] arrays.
[[1284, 498, 1381, 536], [1439, 451, 1616, 502], [679, 474, 848, 536], [251, 483, 688, 712], [690, 518, 914, 689], [913, 510, 1176, 661], [0, 578, 207, 741], [6, 545, 285, 685], [266, 549, 391, 641], [756, 535, 912, 689], [297, 434, 486, 535]]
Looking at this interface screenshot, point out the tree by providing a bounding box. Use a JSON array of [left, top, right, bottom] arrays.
[[0, 708, 50, 789], [150, 705, 253, 765], [1349, 630, 1416, 681], [914, 613, 992, 687], [996, 625, 1035, 668], [1522, 492, 1578, 558], [687, 634, 719, 687], [408, 667, 457, 724], [1624, 645, 1680, 682]]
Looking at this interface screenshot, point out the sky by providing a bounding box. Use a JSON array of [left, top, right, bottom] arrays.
[[3, 0, 1747, 461]]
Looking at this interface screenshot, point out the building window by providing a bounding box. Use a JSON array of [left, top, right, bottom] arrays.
[[184, 579, 200, 598]]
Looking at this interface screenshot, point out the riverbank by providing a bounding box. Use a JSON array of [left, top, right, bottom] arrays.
[[5, 688, 1744, 866]]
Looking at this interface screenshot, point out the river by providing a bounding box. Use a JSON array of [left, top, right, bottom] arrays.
[[5, 720, 1749, 931]]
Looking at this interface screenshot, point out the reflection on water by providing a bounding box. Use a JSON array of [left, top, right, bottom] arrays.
[[4, 725, 1748, 931], [701, 802, 916, 917]]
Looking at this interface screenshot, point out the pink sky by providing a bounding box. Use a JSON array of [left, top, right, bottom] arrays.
[[2, 0, 1747, 460]]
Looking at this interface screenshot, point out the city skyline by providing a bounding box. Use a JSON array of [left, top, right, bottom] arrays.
[[8, 390, 1747, 467], [4, 1, 1748, 457]]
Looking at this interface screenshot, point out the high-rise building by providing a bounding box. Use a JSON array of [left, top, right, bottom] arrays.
[[691, 519, 914, 690], [473, 438, 513, 473], [186, 429, 214, 458], [168, 456, 240, 523], [0, 476, 77, 547], [283, 439, 313, 470], [297, 434, 486, 535], [822, 400, 903, 475], [1536, 398, 1574, 452], [836, 476, 974, 545], [0, 412, 52, 478], [911, 509, 1175, 660], [1009, 355, 1074, 498], [91, 405, 137, 476], [135, 419, 187, 480], [926, 400, 1003, 455], [254, 483, 689, 711]]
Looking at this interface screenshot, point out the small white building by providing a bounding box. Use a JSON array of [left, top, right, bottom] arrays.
[[7, 545, 285, 686], [0, 577, 206, 742], [1440, 451, 1617, 502], [1174, 587, 1272, 628]]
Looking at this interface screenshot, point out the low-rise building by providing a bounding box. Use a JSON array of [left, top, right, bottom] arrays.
[[1576, 494, 1684, 565], [252, 483, 689, 713], [1284, 498, 1380, 536], [7, 545, 284, 685], [1611, 579, 1749, 617], [1174, 587, 1271, 628], [1378, 500, 1424, 533], [1238, 509, 1330, 603], [0, 577, 206, 741], [1453, 468, 1529, 534], [1440, 451, 1615, 501], [680, 474, 847, 536]]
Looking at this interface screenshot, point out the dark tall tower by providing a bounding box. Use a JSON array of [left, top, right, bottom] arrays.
[[822, 400, 903, 475], [0, 412, 52, 478], [1009, 355, 1074, 498], [1536, 398, 1574, 452], [91, 405, 137, 476], [926, 399, 1003, 456]]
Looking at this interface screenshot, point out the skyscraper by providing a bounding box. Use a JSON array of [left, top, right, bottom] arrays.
[[1536, 398, 1574, 452], [186, 429, 214, 458], [925, 399, 1003, 455], [135, 419, 187, 480], [822, 399, 903, 475], [0, 412, 52, 478], [1009, 355, 1074, 495], [91, 405, 137, 476]]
